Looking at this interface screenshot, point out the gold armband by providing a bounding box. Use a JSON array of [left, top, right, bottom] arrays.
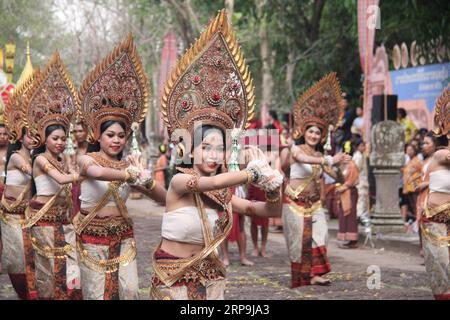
[[186, 175, 200, 193], [42, 162, 54, 173], [81, 160, 95, 175], [21, 165, 32, 175]]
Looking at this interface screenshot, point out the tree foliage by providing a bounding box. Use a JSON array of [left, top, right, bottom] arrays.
[[1, 0, 448, 119]]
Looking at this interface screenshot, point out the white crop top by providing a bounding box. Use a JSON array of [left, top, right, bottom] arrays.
[[80, 179, 130, 209], [161, 206, 219, 245], [429, 170, 450, 194], [290, 162, 314, 179], [6, 169, 31, 187], [35, 174, 65, 196]]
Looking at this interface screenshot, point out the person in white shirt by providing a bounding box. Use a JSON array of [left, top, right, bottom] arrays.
[[352, 139, 369, 218]]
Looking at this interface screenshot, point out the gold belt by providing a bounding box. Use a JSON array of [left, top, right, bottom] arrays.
[[0, 198, 28, 226], [285, 186, 320, 203], [424, 201, 450, 223], [0, 211, 26, 227], [76, 239, 137, 273], [79, 214, 132, 237], [287, 200, 322, 217], [30, 236, 73, 259], [0, 200, 28, 214], [29, 205, 69, 224], [153, 256, 224, 285], [420, 222, 450, 247]]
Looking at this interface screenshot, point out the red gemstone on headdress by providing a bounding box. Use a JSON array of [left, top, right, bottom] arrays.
[[212, 93, 221, 101], [193, 75, 201, 84], [181, 100, 188, 108]]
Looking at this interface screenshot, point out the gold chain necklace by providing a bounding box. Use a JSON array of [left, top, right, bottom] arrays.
[[176, 166, 232, 208], [42, 152, 66, 174], [87, 152, 129, 169], [299, 144, 319, 157]]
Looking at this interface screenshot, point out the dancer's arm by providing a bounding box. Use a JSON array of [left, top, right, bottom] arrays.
[[170, 170, 249, 194], [10, 153, 31, 175], [78, 155, 129, 182], [231, 187, 282, 218], [130, 183, 167, 205], [35, 155, 78, 184], [291, 146, 350, 166], [435, 149, 450, 165]]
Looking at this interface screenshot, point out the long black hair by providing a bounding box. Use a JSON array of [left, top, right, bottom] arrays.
[[176, 124, 226, 172], [31, 124, 67, 196], [294, 125, 324, 153], [4, 128, 29, 183], [86, 120, 127, 160]]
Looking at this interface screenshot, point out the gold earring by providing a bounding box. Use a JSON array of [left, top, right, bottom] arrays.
[[177, 143, 185, 158]]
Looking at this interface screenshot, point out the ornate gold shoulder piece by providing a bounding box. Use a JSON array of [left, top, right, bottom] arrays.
[[432, 85, 449, 137], [5, 68, 40, 143], [292, 72, 344, 142], [78, 33, 149, 143], [161, 9, 255, 143], [23, 52, 77, 148]]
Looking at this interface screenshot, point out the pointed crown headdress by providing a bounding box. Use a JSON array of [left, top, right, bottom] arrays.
[[23, 52, 77, 148], [292, 72, 345, 142], [161, 9, 255, 147], [432, 85, 449, 137], [78, 33, 149, 143], [5, 68, 41, 143]]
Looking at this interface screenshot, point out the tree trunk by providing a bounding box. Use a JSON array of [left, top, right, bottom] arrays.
[[286, 48, 296, 106], [257, 0, 274, 113], [225, 0, 234, 19]]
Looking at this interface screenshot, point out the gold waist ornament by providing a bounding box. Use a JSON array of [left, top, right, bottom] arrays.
[[30, 236, 73, 259], [287, 199, 322, 217], [76, 239, 137, 273]]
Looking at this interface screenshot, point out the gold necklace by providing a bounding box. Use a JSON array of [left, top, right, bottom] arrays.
[[42, 152, 66, 174], [299, 144, 319, 157], [176, 166, 232, 208], [87, 152, 128, 169]]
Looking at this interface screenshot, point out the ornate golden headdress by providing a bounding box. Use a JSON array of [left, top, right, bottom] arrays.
[[432, 85, 449, 137], [23, 52, 77, 148], [5, 68, 40, 143], [161, 9, 255, 146], [292, 72, 345, 142], [78, 33, 149, 143]]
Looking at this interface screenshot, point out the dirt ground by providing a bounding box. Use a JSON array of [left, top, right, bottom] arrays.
[[0, 197, 432, 300]]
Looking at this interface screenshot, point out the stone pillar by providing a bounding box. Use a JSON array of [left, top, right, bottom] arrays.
[[369, 120, 405, 233]]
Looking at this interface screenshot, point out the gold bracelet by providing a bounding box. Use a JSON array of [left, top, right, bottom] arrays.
[[244, 169, 252, 185], [124, 170, 130, 182], [147, 179, 157, 191], [320, 157, 325, 166], [266, 190, 280, 203], [72, 173, 79, 183]]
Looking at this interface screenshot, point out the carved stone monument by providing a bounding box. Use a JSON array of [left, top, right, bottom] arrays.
[[370, 120, 405, 233]]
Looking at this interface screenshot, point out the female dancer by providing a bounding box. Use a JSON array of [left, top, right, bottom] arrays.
[[421, 87, 449, 300], [73, 34, 166, 300], [283, 73, 350, 287], [416, 132, 446, 256], [150, 10, 283, 300], [1, 70, 39, 299], [22, 53, 82, 300]]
